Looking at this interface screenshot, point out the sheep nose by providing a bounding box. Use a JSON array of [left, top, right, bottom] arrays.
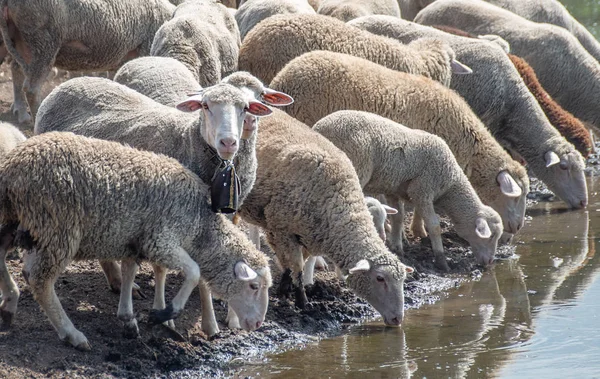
[[581, 199, 588, 208], [220, 137, 237, 149], [391, 317, 401, 325], [516, 222, 522, 232], [256, 321, 262, 329]]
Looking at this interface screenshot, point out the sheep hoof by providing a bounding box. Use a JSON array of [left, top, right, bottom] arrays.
[[434, 256, 450, 272], [16, 111, 32, 125], [122, 322, 140, 339], [75, 341, 92, 352], [0, 309, 13, 327], [148, 304, 179, 325]]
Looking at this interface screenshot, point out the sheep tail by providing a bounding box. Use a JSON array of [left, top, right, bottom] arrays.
[[0, 2, 29, 72]]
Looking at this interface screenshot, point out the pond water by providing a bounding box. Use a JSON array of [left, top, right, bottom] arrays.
[[236, 3, 600, 378]]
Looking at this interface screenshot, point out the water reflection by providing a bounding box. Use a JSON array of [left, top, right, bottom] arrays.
[[238, 181, 600, 378]]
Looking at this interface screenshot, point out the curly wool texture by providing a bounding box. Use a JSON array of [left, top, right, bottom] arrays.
[[114, 57, 200, 108], [239, 109, 408, 279], [270, 50, 528, 210], [235, 0, 316, 41], [485, 0, 600, 63], [0, 132, 270, 297], [114, 60, 260, 207], [349, 16, 583, 193], [150, 0, 241, 87], [238, 13, 458, 86], [0, 122, 26, 158], [507, 54, 593, 157], [317, 0, 400, 22], [0, 0, 174, 72], [34, 77, 248, 198], [414, 0, 600, 131]]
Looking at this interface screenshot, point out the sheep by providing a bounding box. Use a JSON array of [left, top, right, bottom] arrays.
[[235, 0, 316, 41], [239, 108, 414, 324], [269, 50, 530, 239], [317, 0, 401, 22], [414, 0, 600, 133], [348, 16, 589, 210], [397, 0, 435, 21], [113, 57, 200, 109], [238, 13, 472, 86], [150, 0, 241, 88], [0, 131, 273, 349], [0, 122, 26, 157], [429, 23, 594, 159], [0, 0, 176, 124], [313, 110, 504, 269], [484, 0, 600, 63]]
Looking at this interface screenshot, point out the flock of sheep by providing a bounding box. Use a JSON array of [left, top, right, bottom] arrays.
[[0, 0, 594, 354]]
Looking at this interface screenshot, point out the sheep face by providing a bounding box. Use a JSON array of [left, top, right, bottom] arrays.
[[455, 207, 503, 266], [543, 151, 588, 209], [491, 171, 528, 235], [345, 259, 414, 326], [225, 262, 272, 331], [177, 83, 272, 160]]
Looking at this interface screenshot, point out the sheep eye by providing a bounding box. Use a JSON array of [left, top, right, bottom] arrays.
[[250, 282, 259, 290], [559, 162, 568, 170], [202, 103, 209, 110], [376, 275, 385, 283]]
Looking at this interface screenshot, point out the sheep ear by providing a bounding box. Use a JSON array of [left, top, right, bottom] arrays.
[[497, 171, 522, 198], [404, 265, 414, 274], [475, 218, 492, 239], [545, 151, 561, 167], [177, 95, 205, 112], [261, 88, 294, 106], [348, 259, 371, 274], [234, 261, 258, 281], [451, 59, 473, 75], [382, 205, 398, 215], [247, 100, 273, 117]]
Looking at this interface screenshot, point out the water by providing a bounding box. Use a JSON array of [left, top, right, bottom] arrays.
[[236, 3, 600, 377]]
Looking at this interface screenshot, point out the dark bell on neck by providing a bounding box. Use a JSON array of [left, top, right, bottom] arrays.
[[211, 161, 240, 213]]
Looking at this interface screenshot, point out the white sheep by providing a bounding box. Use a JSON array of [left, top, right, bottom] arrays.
[[317, 0, 401, 22], [0, 132, 272, 350], [239, 109, 414, 325], [349, 16, 588, 211], [269, 50, 529, 239], [414, 0, 600, 134], [235, 0, 316, 41], [314, 110, 504, 269], [0, 0, 175, 124], [484, 0, 600, 62], [238, 13, 472, 86], [0, 122, 26, 157], [150, 0, 242, 87]]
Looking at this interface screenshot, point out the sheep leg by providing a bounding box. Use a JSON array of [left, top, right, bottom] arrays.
[[99, 260, 144, 299], [417, 203, 449, 272], [302, 255, 317, 286], [0, 223, 18, 327], [199, 280, 220, 337], [387, 195, 405, 255], [226, 305, 240, 330], [117, 259, 139, 339], [29, 266, 90, 351], [10, 61, 31, 124], [152, 264, 174, 328], [148, 247, 200, 325], [267, 232, 308, 308], [411, 210, 427, 238]]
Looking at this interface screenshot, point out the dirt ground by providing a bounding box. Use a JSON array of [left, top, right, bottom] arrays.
[[0, 63, 593, 379]]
